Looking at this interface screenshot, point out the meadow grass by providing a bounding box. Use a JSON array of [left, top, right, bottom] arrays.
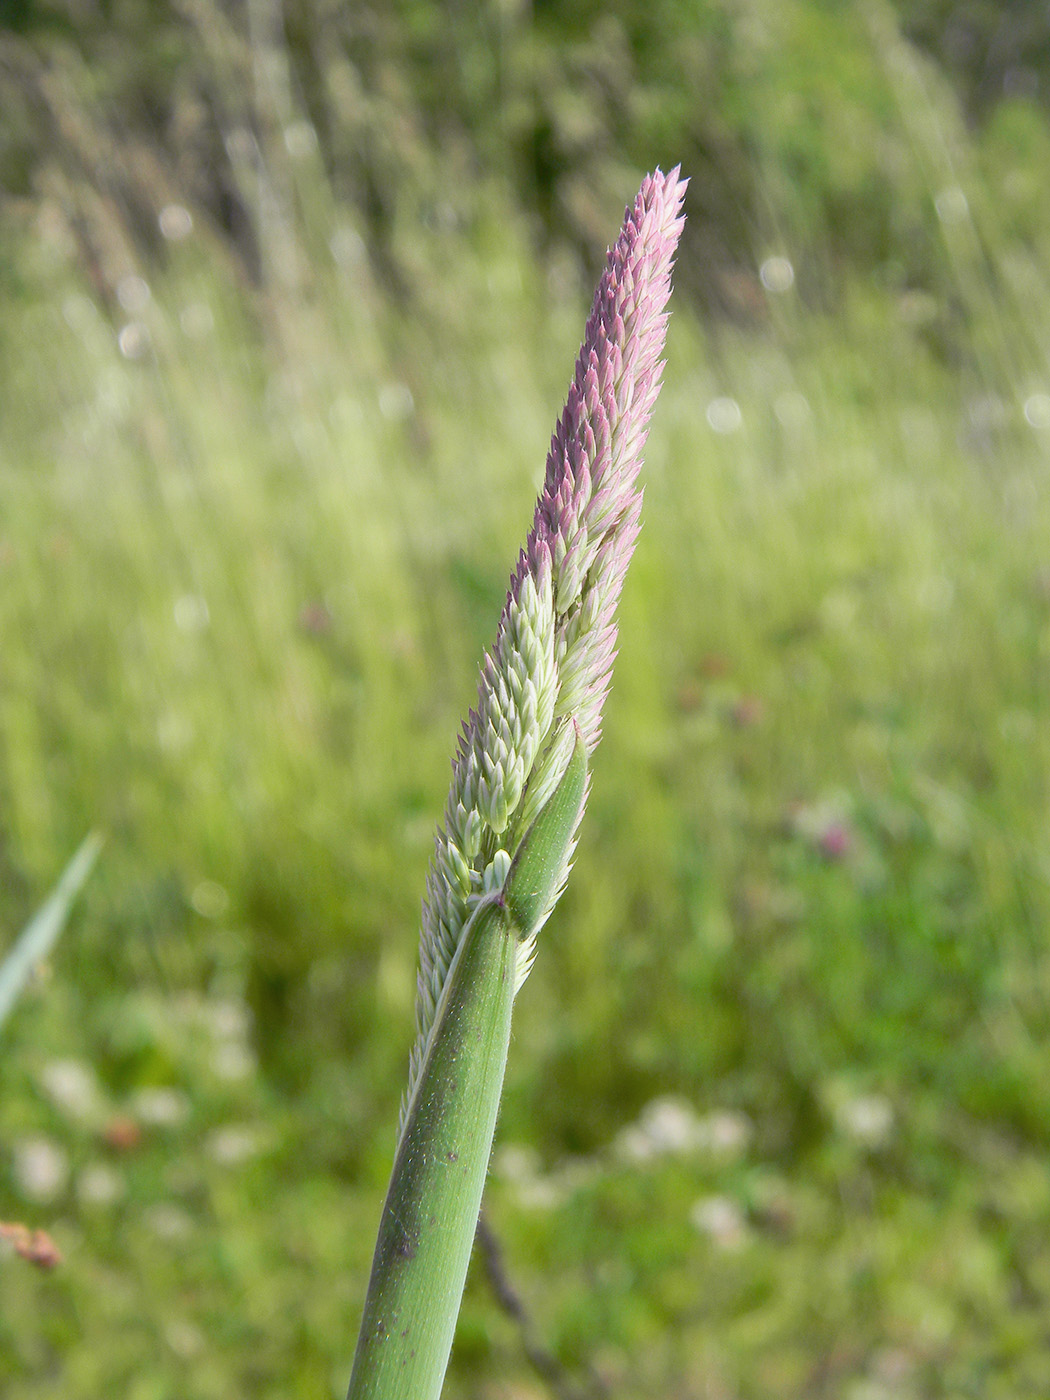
[[2, 77, 1050, 1400]]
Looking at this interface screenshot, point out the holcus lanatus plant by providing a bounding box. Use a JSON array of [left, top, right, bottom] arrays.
[[347, 167, 687, 1400]]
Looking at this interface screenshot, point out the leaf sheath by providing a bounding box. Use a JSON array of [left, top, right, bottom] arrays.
[[346, 895, 517, 1400]]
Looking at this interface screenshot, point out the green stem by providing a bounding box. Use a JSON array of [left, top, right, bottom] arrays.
[[347, 733, 586, 1400], [347, 895, 517, 1400]]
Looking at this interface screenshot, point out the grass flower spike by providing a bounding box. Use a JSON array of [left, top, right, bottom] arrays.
[[348, 167, 686, 1400], [411, 164, 687, 1102]]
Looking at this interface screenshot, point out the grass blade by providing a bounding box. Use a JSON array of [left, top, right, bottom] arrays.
[[0, 832, 104, 1031]]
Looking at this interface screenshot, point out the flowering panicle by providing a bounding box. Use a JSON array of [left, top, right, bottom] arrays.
[[403, 168, 687, 1127]]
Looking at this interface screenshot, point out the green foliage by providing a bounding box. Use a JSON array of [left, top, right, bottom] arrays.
[[896, 0, 1050, 119], [10, 0, 1050, 323], [2, 2, 1050, 1398]]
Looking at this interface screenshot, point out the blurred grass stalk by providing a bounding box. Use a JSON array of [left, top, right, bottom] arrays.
[[346, 169, 686, 1400], [0, 832, 103, 1031]]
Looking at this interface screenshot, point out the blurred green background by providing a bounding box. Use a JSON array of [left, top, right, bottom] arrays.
[[2, 1, 1050, 1396]]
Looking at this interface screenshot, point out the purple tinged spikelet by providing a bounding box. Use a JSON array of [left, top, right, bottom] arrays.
[[403, 168, 686, 1126]]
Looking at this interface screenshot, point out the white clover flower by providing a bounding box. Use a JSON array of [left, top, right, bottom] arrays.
[[131, 1087, 191, 1126], [13, 1137, 70, 1202], [691, 1194, 748, 1250], [39, 1059, 103, 1122]]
